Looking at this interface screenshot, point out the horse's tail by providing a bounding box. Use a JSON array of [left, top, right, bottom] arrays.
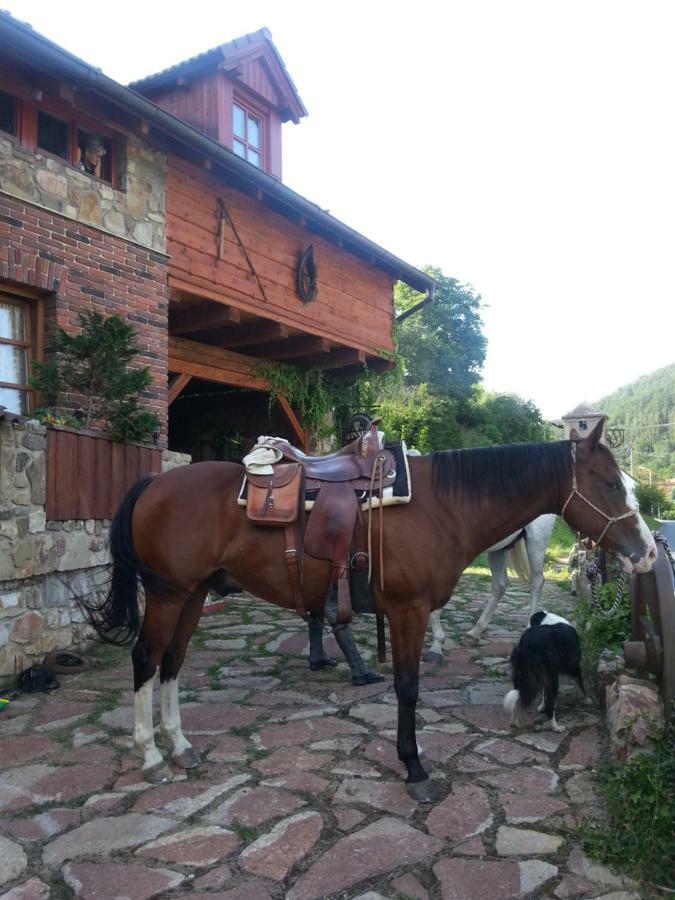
[[82, 475, 155, 645], [507, 539, 531, 586]]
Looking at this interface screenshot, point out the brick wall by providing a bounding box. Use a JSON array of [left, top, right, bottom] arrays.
[[0, 193, 169, 445]]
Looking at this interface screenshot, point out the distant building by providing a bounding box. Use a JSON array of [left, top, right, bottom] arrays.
[[560, 403, 607, 442]]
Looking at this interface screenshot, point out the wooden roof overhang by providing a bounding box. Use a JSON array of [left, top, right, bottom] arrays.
[[169, 294, 386, 372]]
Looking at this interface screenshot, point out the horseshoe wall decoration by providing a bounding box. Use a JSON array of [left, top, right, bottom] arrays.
[[296, 244, 318, 303]]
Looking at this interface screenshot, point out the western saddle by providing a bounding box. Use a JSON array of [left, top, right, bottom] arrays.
[[244, 419, 397, 624]]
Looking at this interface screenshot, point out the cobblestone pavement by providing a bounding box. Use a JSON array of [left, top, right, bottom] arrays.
[[0, 575, 640, 900]]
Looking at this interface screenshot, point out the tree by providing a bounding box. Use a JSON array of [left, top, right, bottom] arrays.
[[377, 384, 463, 452], [31, 311, 159, 443], [394, 267, 486, 401], [464, 390, 552, 445]]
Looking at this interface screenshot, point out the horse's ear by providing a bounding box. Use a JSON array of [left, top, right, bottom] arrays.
[[569, 428, 581, 442], [581, 418, 606, 451]]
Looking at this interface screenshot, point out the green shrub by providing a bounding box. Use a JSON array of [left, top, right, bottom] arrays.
[[584, 717, 675, 891], [573, 583, 631, 680], [31, 311, 159, 443]]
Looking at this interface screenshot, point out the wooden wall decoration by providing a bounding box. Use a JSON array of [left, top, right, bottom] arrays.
[[296, 244, 318, 303]]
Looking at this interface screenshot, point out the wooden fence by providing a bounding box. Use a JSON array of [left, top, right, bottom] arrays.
[[46, 427, 161, 521]]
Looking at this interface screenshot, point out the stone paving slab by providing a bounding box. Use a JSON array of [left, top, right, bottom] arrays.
[[0, 575, 632, 898]]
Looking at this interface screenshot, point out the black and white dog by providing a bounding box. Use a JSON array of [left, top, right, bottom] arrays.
[[503, 611, 584, 733]]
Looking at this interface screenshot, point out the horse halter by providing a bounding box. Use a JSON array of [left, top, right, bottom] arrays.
[[561, 443, 637, 547]]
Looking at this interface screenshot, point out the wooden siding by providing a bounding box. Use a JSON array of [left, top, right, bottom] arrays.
[[240, 58, 278, 105], [46, 428, 161, 521], [151, 74, 221, 140], [166, 157, 396, 356]]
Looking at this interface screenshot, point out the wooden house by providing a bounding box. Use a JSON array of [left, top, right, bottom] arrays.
[[0, 14, 434, 464], [0, 13, 433, 674]]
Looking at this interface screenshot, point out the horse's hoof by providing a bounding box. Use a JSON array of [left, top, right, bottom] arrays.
[[143, 762, 172, 784], [309, 657, 338, 671], [406, 778, 441, 803], [422, 651, 443, 663], [352, 671, 385, 686], [172, 747, 201, 769]]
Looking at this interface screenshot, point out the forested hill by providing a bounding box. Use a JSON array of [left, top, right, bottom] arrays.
[[596, 364, 674, 476]]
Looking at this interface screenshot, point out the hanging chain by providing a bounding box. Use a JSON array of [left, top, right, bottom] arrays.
[[572, 530, 626, 619], [587, 563, 626, 619], [582, 530, 673, 620]]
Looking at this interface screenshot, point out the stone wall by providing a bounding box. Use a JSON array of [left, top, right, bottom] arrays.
[[0, 417, 191, 684], [0, 134, 166, 253]]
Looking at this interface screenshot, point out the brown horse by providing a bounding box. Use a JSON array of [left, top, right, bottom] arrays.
[[87, 419, 656, 801]]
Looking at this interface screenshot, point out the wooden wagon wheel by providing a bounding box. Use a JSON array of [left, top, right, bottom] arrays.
[[624, 538, 675, 715]]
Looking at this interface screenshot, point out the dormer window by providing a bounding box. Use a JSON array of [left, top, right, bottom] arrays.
[[578, 420, 588, 431], [232, 101, 261, 168]]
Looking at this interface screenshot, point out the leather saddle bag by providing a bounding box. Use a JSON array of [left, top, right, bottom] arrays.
[[246, 463, 302, 525]]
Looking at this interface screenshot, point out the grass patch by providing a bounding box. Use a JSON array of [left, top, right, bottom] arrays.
[[583, 717, 675, 892], [230, 724, 256, 738], [230, 820, 258, 843], [207, 663, 221, 689], [547, 515, 576, 564], [247, 746, 269, 762], [80, 687, 123, 726]]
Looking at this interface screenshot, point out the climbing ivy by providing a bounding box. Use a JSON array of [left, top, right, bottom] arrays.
[[254, 360, 391, 439]]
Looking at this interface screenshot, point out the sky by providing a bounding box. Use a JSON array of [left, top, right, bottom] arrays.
[[4, 0, 674, 419]]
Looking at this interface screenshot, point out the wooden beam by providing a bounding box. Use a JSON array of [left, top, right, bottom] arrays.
[[277, 396, 307, 452], [171, 305, 241, 335], [364, 356, 396, 372], [58, 83, 75, 104], [298, 348, 367, 370], [265, 337, 331, 360], [169, 337, 269, 390], [168, 373, 192, 405], [218, 322, 289, 349]]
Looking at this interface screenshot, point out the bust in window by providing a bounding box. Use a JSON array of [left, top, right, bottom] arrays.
[[78, 135, 106, 177]]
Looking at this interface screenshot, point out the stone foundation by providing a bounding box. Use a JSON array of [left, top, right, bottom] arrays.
[[0, 417, 191, 684], [606, 673, 664, 761]]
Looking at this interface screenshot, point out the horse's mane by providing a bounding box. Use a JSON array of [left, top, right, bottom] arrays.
[[431, 440, 573, 502]]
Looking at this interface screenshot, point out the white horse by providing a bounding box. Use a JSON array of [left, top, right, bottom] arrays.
[[424, 513, 558, 659]]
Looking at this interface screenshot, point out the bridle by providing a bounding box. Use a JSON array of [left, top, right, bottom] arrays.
[[561, 443, 638, 546]]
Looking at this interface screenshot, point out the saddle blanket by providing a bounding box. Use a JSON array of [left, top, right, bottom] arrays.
[[238, 441, 412, 511]]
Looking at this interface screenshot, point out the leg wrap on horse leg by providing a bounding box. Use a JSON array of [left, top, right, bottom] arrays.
[[308, 611, 337, 670], [160, 677, 199, 768], [333, 623, 384, 686]]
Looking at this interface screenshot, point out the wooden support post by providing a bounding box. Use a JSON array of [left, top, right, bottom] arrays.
[[277, 395, 308, 452], [168, 373, 192, 405]]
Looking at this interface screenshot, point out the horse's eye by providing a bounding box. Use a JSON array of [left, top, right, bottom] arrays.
[[605, 480, 619, 491]]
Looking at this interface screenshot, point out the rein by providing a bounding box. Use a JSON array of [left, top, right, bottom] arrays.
[[561, 443, 637, 546]]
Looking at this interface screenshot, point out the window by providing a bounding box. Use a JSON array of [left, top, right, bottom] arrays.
[[233, 102, 261, 167], [37, 110, 70, 159], [35, 112, 115, 184], [0, 293, 32, 415], [0, 90, 17, 137], [578, 420, 588, 431], [76, 128, 112, 182]]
